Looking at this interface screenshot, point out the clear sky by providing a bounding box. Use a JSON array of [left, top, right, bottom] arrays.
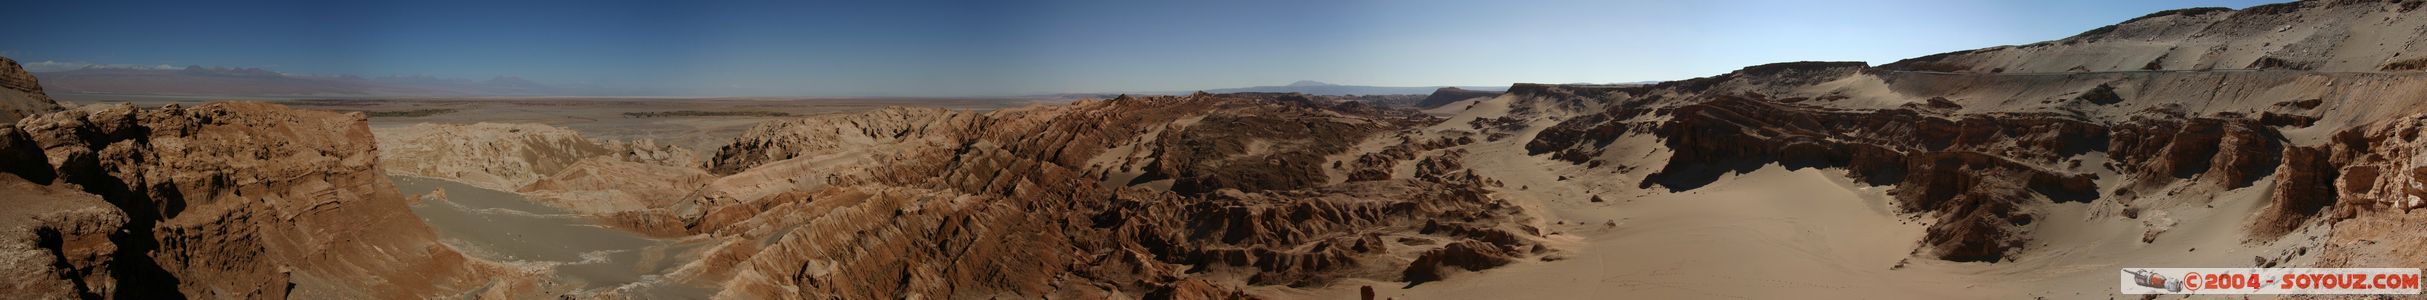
[[0, 0, 2281, 97]]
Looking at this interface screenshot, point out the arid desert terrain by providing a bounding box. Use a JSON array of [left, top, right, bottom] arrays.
[[9, 1, 2427, 299]]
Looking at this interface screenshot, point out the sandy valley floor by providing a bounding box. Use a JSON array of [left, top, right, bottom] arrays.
[[1271, 94, 2335, 300]]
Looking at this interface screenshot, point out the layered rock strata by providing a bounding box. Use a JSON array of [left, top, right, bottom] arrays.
[[1, 102, 525, 299]]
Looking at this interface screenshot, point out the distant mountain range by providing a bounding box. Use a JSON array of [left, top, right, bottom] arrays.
[[33, 66, 637, 97], [1198, 80, 1506, 95], [35, 65, 1645, 99], [1037, 81, 1522, 99]]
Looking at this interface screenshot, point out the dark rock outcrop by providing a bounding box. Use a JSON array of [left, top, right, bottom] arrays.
[[1415, 87, 1501, 109], [1611, 96, 2110, 261], [1401, 240, 1515, 283], [1144, 106, 1392, 194], [0, 56, 61, 123]]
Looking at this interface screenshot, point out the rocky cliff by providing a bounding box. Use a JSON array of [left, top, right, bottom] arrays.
[[0, 175, 123, 298], [0, 102, 527, 298], [0, 56, 61, 123]]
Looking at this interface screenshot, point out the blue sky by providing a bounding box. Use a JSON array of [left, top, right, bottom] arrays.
[[0, 0, 2279, 96]]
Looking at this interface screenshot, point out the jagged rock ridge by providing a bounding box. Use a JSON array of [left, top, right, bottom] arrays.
[[0, 56, 61, 123], [376, 122, 697, 191], [0, 102, 526, 299], [1882, 1, 2427, 73], [1415, 87, 1502, 109], [465, 93, 1550, 298]]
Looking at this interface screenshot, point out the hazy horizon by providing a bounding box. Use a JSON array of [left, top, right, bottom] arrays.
[[1, 0, 2277, 97]]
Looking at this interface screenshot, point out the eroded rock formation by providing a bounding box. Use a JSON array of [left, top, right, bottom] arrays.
[[0, 56, 61, 123], [530, 93, 1540, 299], [371, 92, 1543, 298], [376, 122, 697, 191], [0, 176, 123, 298], [0, 102, 528, 298], [703, 107, 973, 175]]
